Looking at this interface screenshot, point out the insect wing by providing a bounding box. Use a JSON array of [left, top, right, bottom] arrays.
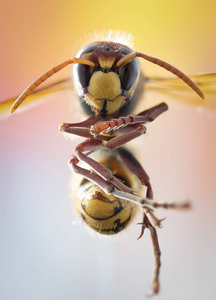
[[145, 73, 216, 110], [0, 77, 72, 118]]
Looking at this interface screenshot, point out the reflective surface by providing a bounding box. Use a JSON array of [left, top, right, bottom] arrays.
[[1, 1, 216, 300]]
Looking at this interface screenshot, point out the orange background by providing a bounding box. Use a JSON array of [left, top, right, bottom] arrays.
[[0, 1, 216, 300]]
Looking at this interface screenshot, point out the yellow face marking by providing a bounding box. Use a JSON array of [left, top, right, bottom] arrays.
[[84, 93, 125, 115], [98, 57, 115, 69], [85, 71, 126, 114], [105, 95, 125, 114], [88, 71, 121, 100], [84, 94, 104, 111]]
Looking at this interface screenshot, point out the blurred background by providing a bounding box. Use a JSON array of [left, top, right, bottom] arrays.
[[0, 1, 216, 299]]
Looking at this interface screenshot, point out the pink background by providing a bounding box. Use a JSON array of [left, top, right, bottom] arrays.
[[1, 1, 216, 300]]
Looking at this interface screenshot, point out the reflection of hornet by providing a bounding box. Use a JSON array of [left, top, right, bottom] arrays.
[[61, 102, 189, 295], [73, 148, 142, 235]]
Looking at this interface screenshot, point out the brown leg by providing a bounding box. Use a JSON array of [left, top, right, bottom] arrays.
[[70, 140, 160, 205], [90, 102, 168, 136], [137, 102, 168, 119], [70, 155, 115, 194], [139, 198, 190, 210], [59, 115, 100, 138], [72, 124, 148, 194], [119, 148, 153, 199], [70, 142, 189, 296], [102, 124, 147, 150], [72, 139, 188, 214], [148, 224, 161, 295], [117, 147, 154, 239], [70, 139, 136, 195], [71, 140, 190, 218]]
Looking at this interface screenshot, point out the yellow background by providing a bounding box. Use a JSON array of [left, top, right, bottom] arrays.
[[0, 1, 216, 300], [1, 0, 215, 99]]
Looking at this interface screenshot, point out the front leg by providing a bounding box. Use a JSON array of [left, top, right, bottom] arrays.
[[102, 124, 147, 150], [90, 102, 168, 137], [59, 115, 100, 138]]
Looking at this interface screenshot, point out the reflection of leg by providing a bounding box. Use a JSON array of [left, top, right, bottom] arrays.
[[137, 200, 190, 295], [140, 198, 190, 210], [148, 224, 161, 295], [71, 140, 155, 203], [70, 139, 136, 195], [118, 148, 155, 241], [70, 155, 114, 194], [119, 148, 153, 199], [71, 139, 190, 215]]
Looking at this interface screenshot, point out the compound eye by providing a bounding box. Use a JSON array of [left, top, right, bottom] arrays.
[[77, 64, 92, 88], [120, 59, 139, 91]]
